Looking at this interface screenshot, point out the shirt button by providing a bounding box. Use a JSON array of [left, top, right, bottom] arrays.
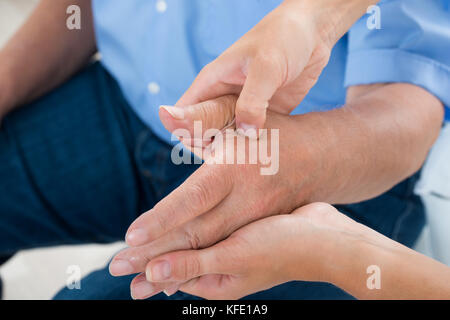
[[156, 0, 167, 13], [148, 82, 160, 95]]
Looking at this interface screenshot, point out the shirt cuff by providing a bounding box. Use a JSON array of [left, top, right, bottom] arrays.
[[345, 49, 450, 121]]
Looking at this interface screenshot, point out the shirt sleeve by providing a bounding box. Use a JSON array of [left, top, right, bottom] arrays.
[[345, 0, 450, 120]]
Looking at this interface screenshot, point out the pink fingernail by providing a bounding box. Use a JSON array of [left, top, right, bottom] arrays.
[[164, 284, 180, 297], [147, 260, 171, 281], [237, 123, 258, 139], [160, 105, 185, 120], [109, 259, 134, 276], [126, 228, 147, 246], [131, 281, 156, 300]]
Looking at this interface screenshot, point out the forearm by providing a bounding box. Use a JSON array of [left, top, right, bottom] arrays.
[[297, 83, 444, 204], [0, 0, 96, 117], [328, 235, 450, 299]]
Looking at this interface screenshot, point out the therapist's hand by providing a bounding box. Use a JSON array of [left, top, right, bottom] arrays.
[[132, 203, 352, 299], [175, 0, 378, 134], [131, 202, 450, 300], [128, 203, 395, 300], [140, 203, 359, 300]]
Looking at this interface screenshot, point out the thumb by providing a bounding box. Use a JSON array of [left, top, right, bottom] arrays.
[[159, 95, 237, 144], [235, 56, 281, 136], [145, 246, 227, 283]]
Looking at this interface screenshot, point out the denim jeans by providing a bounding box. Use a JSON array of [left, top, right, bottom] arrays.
[[0, 62, 425, 300]]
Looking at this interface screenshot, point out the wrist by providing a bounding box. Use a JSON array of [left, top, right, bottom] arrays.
[[327, 237, 379, 290], [283, 0, 379, 48], [285, 208, 376, 286]]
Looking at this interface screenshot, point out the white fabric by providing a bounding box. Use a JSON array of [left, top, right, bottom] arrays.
[[416, 123, 450, 265]]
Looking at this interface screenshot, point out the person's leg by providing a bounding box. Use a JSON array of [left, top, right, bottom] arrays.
[[53, 117, 200, 300], [0, 62, 160, 264]]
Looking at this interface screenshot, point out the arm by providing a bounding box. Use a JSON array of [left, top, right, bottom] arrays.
[[332, 230, 450, 299], [109, 84, 444, 280], [0, 0, 96, 119], [163, 83, 444, 205], [305, 83, 444, 204]]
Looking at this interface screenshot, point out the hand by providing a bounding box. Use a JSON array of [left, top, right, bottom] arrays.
[[127, 203, 388, 300], [109, 99, 331, 283], [130, 202, 450, 300], [174, 0, 378, 134], [174, 0, 332, 135], [110, 82, 444, 298]]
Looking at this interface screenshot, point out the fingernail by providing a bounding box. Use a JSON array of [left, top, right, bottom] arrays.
[[164, 284, 180, 297], [237, 123, 258, 139], [109, 259, 134, 276], [147, 260, 171, 281], [160, 105, 185, 120], [131, 281, 156, 300], [126, 228, 147, 246]]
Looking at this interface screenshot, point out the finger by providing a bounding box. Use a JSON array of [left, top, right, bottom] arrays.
[[180, 274, 238, 300], [145, 246, 228, 283], [159, 95, 237, 143], [176, 57, 243, 107], [125, 165, 233, 247], [130, 273, 168, 300], [110, 198, 241, 276], [235, 55, 282, 135]]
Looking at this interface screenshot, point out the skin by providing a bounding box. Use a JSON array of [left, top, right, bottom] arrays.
[[111, 84, 443, 297], [0, 0, 446, 300], [175, 0, 381, 134], [0, 0, 96, 119], [133, 203, 450, 300]]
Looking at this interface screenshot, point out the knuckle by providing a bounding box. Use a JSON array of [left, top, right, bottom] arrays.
[[153, 210, 171, 234], [182, 227, 202, 250], [219, 95, 238, 107], [183, 256, 201, 280], [254, 50, 280, 70], [218, 95, 238, 122], [197, 62, 215, 83], [198, 101, 221, 127], [186, 182, 211, 214]]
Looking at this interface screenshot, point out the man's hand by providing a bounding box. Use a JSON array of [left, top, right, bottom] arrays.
[[175, 0, 379, 134], [109, 83, 443, 295], [110, 105, 324, 276]]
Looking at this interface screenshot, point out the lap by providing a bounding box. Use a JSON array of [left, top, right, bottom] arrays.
[[0, 62, 194, 254]]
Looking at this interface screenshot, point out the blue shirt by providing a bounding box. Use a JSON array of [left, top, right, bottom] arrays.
[[92, 0, 450, 144]]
